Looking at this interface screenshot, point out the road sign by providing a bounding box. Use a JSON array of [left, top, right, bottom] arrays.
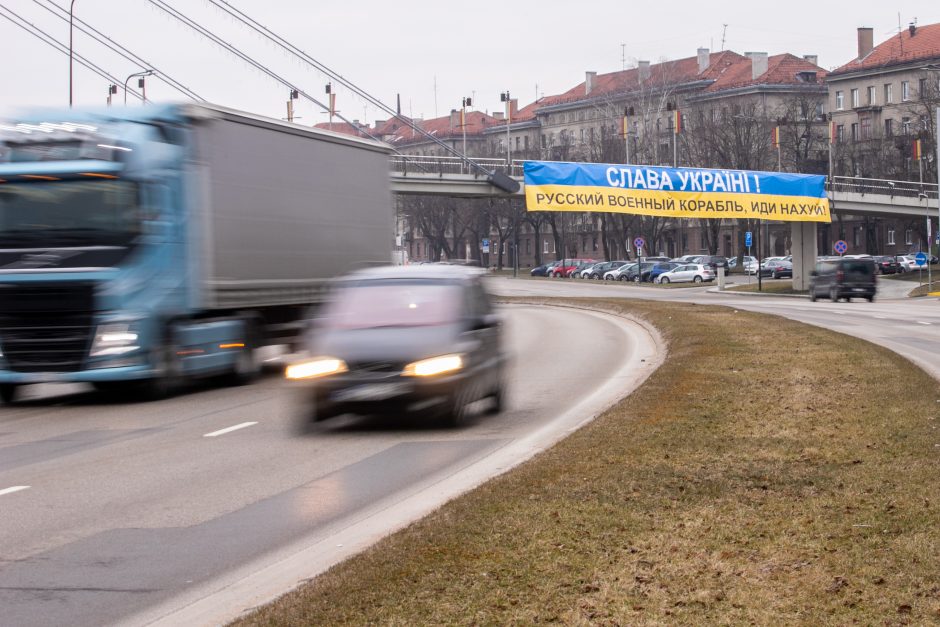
[[833, 240, 848, 255], [633, 237, 645, 250], [481, 238, 490, 253], [915, 252, 927, 266], [745, 231, 753, 247]]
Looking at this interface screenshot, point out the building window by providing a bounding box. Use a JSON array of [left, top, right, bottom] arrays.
[[526, 238, 531, 254], [905, 229, 913, 245], [835, 91, 844, 110], [851, 88, 859, 108], [836, 124, 845, 143], [853, 227, 861, 247], [884, 119, 893, 137], [919, 77, 928, 99], [887, 229, 896, 245], [524, 136, 529, 151], [867, 86, 876, 105], [580, 128, 585, 144], [860, 117, 871, 140], [515, 137, 520, 150], [902, 81, 910, 101], [851, 123, 859, 141], [592, 237, 598, 251], [902, 117, 911, 134], [884, 83, 893, 103]]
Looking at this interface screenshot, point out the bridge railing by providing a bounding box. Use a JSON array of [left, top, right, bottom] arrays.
[[389, 155, 528, 178], [829, 176, 938, 200]]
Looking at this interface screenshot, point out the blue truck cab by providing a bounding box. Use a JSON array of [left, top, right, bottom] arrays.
[[0, 104, 393, 402]]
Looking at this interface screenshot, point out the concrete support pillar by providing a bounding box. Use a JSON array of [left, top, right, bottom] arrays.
[[790, 221, 818, 291]]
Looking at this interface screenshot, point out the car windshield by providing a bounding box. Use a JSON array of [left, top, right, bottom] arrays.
[[320, 280, 462, 330], [0, 179, 142, 247]]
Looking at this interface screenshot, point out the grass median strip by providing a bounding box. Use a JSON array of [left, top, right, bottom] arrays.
[[237, 298, 940, 625]]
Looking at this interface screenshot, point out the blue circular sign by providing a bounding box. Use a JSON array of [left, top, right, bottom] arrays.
[[833, 240, 848, 254], [634, 237, 645, 249], [915, 252, 928, 266]]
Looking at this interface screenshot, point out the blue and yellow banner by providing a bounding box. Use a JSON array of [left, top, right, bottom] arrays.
[[524, 161, 830, 222]]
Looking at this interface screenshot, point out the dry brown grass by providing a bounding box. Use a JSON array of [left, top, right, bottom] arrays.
[[236, 299, 940, 626]]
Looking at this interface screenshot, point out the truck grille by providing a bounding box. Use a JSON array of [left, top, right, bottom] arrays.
[[0, 283, 96, 372]]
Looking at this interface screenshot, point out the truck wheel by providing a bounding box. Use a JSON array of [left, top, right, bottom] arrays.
[[225, 322, 262, 386], [0, 384, 19, 405], [141, 334, 182, 400]]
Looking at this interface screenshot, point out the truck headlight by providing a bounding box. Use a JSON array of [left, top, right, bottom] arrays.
[[285, 357, 348, 380], [402, 354, 464, 377], [90, 323, 140, 357]]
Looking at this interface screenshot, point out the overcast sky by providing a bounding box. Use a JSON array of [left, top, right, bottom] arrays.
[[1, 1, 937, 125]]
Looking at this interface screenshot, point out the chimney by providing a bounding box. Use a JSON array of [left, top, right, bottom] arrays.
[[697, 48, 710, 74], [909, 22, 917, 37], [857, 27, 874, 60], [449, 109, 459, 129], [585, 71, 597, 96], [745, 51, 768, 79], [373, 119, 386, 129], [638, 60, 651, 82], [803, 54, 818, 66], [492, 112, 505, 120]]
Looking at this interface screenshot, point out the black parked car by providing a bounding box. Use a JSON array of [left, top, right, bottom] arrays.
[[759, 259, 793, 279], [288, 265, 507, 427], [530, 263, 552, 277], [809, 257, 876, 302], [874, 255, 900, 275]]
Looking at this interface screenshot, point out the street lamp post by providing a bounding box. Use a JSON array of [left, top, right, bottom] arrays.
[[500, 91, 511, 173], [69, 0, 76, 107], [461, 97, 471, 172], [124, 70, 153, 105]]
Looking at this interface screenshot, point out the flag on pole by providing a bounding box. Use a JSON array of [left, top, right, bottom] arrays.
[[329, 93, 336, 116], [622, 115, 628, 138], [829, 121, 837, 144], [673, 110, 682, 134], [912, 139, 922, 160], [460, 107, 465, 128], [771, 126, 781, 148]]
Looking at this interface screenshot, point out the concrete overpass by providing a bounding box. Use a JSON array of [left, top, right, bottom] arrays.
[[390, 156, 939, 288]]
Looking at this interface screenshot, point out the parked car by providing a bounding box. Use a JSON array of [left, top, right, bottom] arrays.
[[604, 262, 636, 281], [641, 256, 671, 263], [727, 256, 758, 273], [648, 262, 680, 283], [809, 257, 877, 302], [530, 263, 552, 277], [696, 255, 729, 270], [896, 254, 919, 272], [551, 258, 595, 278], [759, 259, 793, 279], [873, 255, 900, 275], [564, 260, 595, 278], [671, 255, 700, 264], [624, 261, 658, 283], [288, 265, 507, 427], [656, 263, 715, 284], [583, 260, 628, 279]]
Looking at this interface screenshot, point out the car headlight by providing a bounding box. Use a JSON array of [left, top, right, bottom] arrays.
[[402, 354, 464, 377], [90, 323, 140, 357], [285, 357, 348, 380]]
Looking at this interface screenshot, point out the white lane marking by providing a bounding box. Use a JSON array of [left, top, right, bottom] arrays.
[[0, 486, 30, 497], [203, 422, 258, 438], [917, 321, 931, 326], [873, 315, 887, 319]]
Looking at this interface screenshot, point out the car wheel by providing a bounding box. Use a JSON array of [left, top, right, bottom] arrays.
[[634, 275, 641, 284], [866, 295, 874, 302], [619, 275, 628, 282], [693, 275, 703, 283], [829, 286, 840, 302], [0, 384, 19, 405], [439, 385, 471, 428], [661, 276, 670, 284], [809, 289, 817, 302], [487, 382, 505, 415]]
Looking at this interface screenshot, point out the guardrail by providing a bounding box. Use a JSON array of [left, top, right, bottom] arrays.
[[828, 176, 938, 200]]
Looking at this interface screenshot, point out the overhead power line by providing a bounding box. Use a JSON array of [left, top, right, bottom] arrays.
[[32, 0, 203, 102], [206, 0, 509, 182], [0, 3, 144, 102], [144, 0, 392, 149]]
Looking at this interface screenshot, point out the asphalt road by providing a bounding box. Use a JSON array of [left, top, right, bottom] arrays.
[[490, 275, 940, 381], [0, 305, 659, 627]]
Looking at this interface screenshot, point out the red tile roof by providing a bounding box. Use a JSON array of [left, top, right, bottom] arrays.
[[704, 53, 826, 92], [831, 22, 940, 75], [383, 110, 503, 145], [311, 121, 369, 137]]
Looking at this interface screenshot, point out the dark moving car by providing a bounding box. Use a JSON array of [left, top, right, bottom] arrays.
[[288, 265, 507, 427], [809, 257, 877, 302], [874, 255, 900, 275]]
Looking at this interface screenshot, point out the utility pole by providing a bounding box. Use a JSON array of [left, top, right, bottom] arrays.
[[461, 96, 471, 170], [69, 0, 76, 107]]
